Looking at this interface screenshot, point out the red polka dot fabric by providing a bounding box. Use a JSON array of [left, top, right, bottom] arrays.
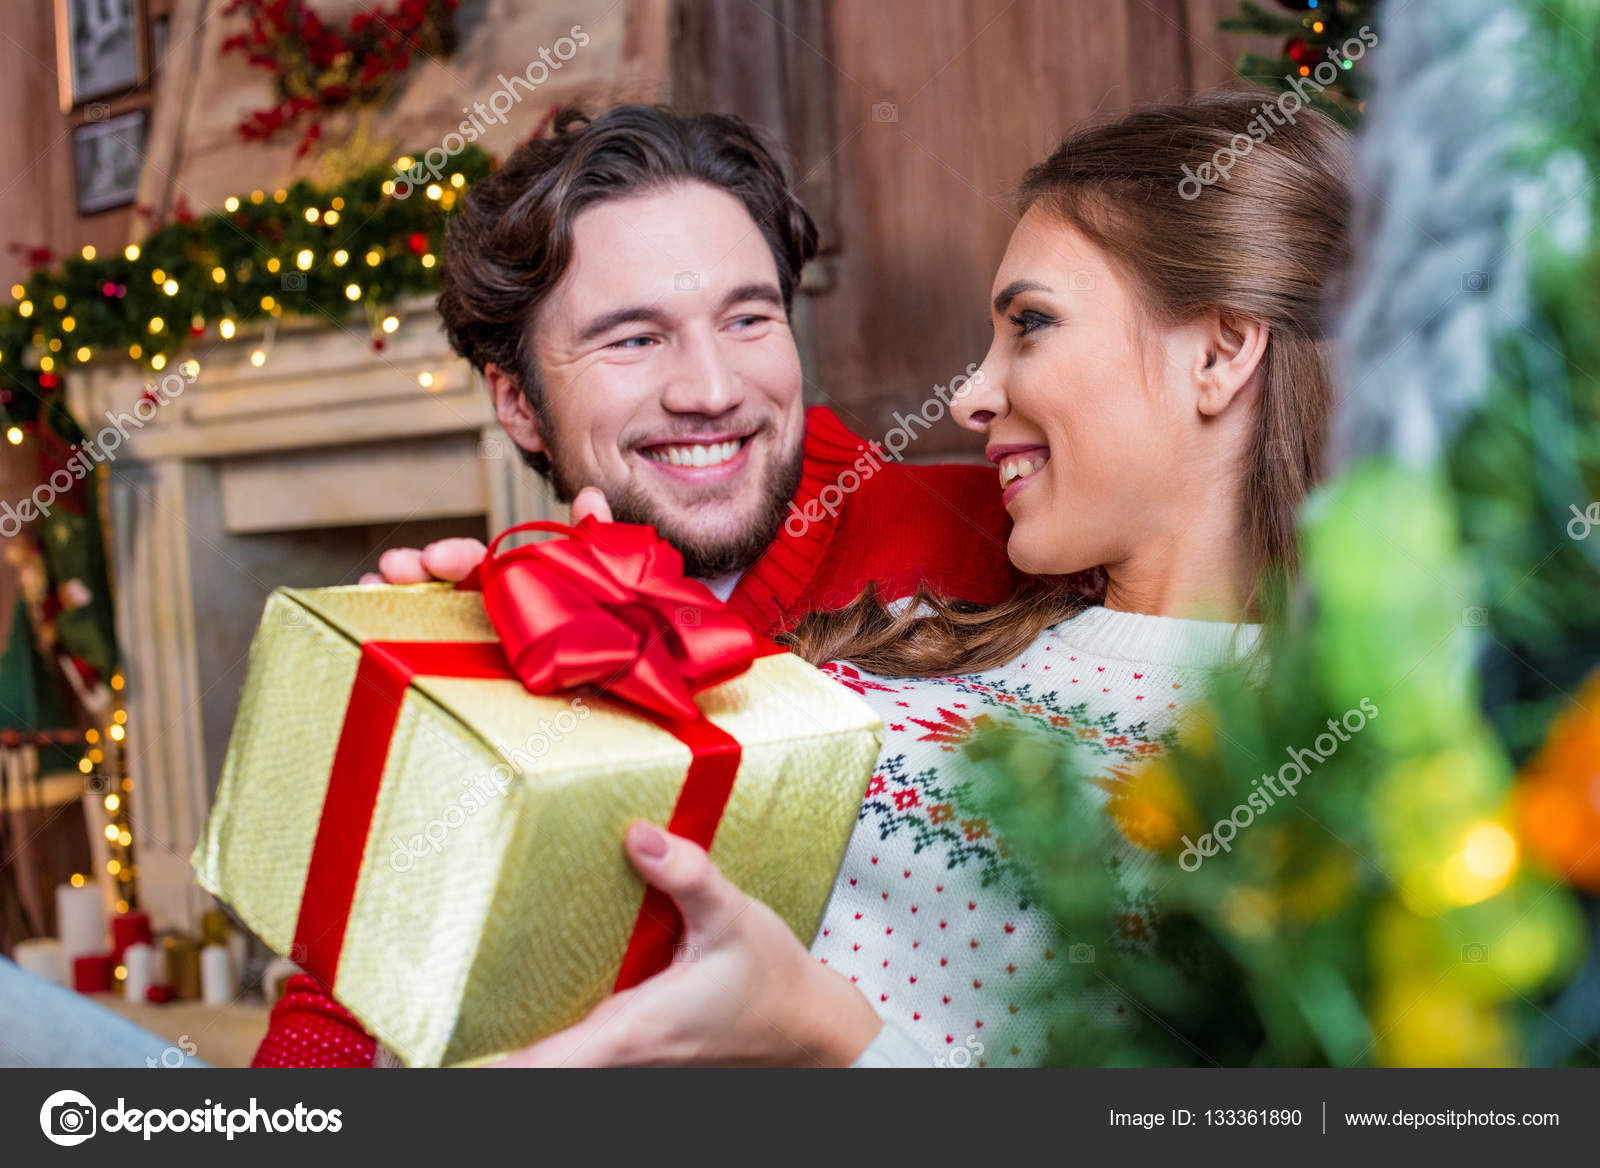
[[251, 974, 377, 1068]]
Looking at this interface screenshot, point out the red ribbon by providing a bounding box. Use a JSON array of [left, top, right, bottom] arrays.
[[473, 519, 758, 720], [291, 520, 776, 999]]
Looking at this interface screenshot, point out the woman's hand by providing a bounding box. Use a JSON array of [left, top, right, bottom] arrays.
[[359, 488, 615, 584], [491, 821, 883, 1067]]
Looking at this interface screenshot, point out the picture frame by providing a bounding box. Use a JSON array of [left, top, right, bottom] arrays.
[[71, 109, 148, 215], [55, 0, 146, 113]]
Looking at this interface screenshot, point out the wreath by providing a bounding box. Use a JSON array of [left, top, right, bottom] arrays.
[[221, 0, 461, 155]]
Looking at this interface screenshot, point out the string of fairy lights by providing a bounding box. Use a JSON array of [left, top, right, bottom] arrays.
[[69, 667, 135, 917], [3, 151, 492, 938], [0, 146, 491, 439]]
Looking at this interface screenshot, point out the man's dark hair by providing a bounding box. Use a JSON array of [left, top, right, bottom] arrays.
[[437, 104, 819, 477]]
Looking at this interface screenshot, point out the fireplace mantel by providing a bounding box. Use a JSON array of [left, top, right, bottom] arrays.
[[66, 302, 554, 932]]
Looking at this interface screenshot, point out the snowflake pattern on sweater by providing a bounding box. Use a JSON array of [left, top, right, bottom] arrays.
[[813, 606, 1259, 1067]]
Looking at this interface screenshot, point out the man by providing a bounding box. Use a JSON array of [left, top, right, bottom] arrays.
[[257, 104, 1020, 1068], [367, 104, 1017, 636]]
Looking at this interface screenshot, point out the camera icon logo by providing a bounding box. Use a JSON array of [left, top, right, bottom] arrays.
[[1461, 943, 1489, 964], [83, 771, 115, 796], [871, 102, 899, 123], [676, 606, 702, 628], [674, 271, 700, 292], [288, 942, 309, 964], [1069, 269, 1096, 291], [1068, 943, 1095, 964], [478, 437, 504, 461], [281, 606, 306, 627], [281, 272, 307, 292], [85, 102, 110, 123], [1461, 271, 1490, 293], [673, 943, 700, 963], [1461, 606, 1488, 627], [39, 1089, 97, 1146]]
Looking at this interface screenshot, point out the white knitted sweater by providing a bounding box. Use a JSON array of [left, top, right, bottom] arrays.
[[816, 605, 1261, 1067]]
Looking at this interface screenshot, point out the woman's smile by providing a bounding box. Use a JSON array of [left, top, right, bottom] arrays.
[[988, 442, 1051, 504]]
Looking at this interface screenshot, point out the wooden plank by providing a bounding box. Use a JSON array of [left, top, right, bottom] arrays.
[[1126, 0, 1194, 103], [218, 434, 487, 534], [1184, 0, 1286, 93]]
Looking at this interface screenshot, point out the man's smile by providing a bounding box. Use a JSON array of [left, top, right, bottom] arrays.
[[640, 436, 746, 468], [635, 433, 756, 484]]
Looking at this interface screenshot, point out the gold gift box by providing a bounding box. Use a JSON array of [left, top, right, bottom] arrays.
[[192, 584, 881, 1066]]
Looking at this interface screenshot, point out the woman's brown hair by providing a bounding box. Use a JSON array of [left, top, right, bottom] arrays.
[[784, 89, 1353, 676]]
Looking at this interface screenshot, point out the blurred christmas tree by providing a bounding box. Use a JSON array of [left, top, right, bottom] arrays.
[[1219, 0, 1379, 126], [970, 0, 1600, 1067]]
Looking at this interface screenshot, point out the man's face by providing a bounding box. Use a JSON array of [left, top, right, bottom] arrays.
[[493, 182, 807, 578]]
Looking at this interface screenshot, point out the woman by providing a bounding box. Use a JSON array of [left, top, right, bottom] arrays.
[[259, 89, 1353, 1067]]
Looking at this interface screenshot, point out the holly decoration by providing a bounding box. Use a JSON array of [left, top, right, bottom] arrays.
[[221, 0, 461, 155], [1218, 0, 1379, 127]]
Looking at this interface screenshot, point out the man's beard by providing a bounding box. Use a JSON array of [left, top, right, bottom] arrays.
[[542, 428, 805, 580]]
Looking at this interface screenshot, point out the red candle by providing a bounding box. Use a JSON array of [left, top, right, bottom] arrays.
[[110, 911, 152, 964], [72, 953, 114, 994]]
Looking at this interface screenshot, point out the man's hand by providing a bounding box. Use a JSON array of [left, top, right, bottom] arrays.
[[358, 487, 615, 584], [360, 538, 486, 585], [490, 822, 883, 1068]]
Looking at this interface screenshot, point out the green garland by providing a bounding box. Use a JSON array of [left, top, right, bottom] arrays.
[[0, 144, 492, 431]]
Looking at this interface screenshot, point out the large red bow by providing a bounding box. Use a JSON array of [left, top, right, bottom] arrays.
[[465, 519, 758, 721]]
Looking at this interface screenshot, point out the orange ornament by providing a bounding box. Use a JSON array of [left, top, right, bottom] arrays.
[[1515, 669, 1600, 890]]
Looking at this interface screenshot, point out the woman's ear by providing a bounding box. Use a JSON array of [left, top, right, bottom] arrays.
[[485, 363, 548, 456], [1195, 311, 1269, 417]]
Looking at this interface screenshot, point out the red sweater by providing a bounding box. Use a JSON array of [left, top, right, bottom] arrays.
[[250, 405, 1016, 1068], [723, 406, 1017, 635]]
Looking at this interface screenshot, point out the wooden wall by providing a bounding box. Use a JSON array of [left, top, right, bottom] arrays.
[[0, 0, 172, 294], [4, 0, 1277, 448], [799, 0, 1277, 456]]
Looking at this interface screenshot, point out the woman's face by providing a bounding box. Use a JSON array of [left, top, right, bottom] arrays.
[[956, 207, 1239, 582]]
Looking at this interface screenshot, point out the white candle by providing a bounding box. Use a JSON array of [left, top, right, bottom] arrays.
[[123, 941, 155, 1002], [55, 883, 106, 962], [148, 941, 169, 989], [13, 938, 67, 986], [200, 944, 235, 1006]]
